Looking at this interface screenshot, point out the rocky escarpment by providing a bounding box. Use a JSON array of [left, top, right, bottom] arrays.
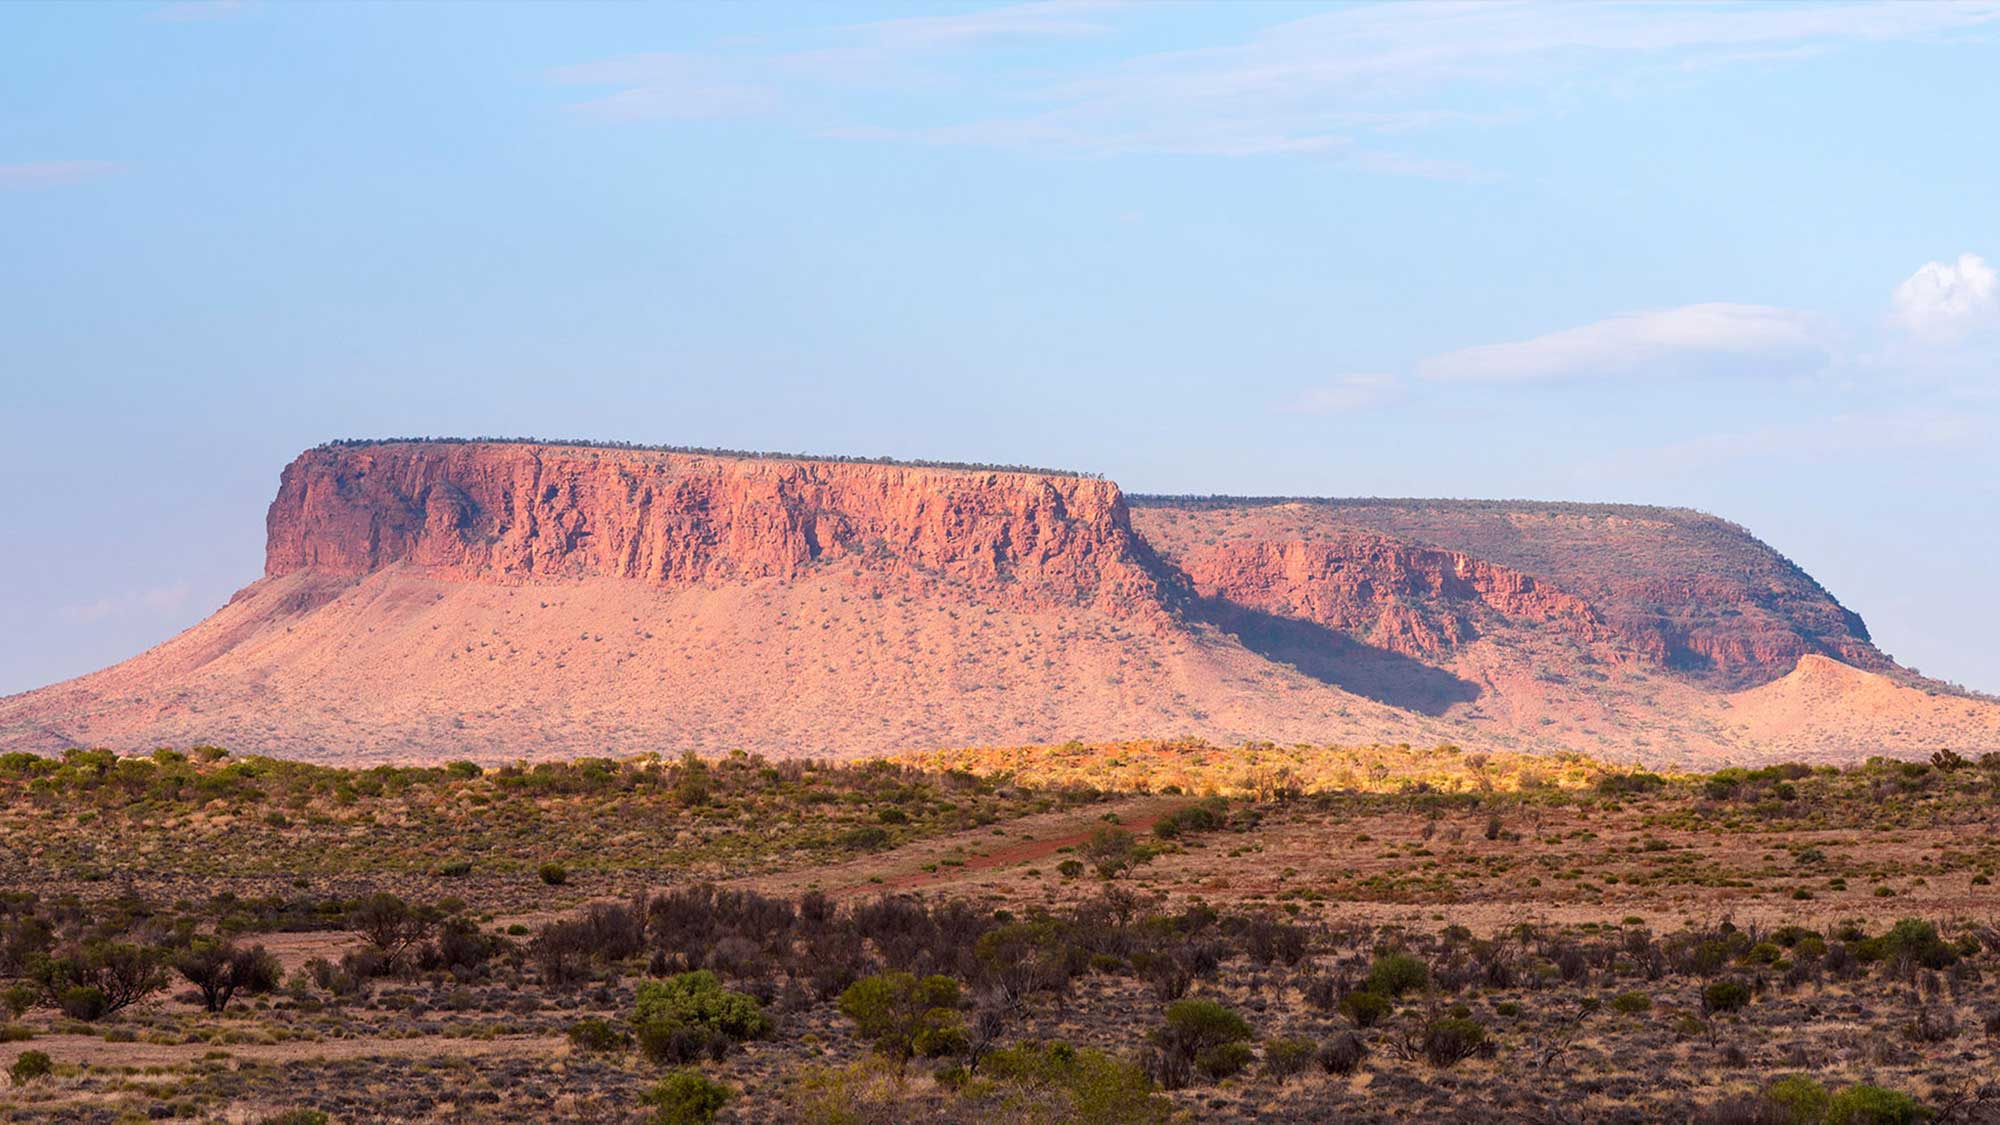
[[267, 442, 1164, 613], [1171, 533, 1608, 658], [1130, 499, 1895, 689]]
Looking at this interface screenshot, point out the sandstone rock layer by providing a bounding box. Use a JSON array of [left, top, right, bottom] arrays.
[[267, 444, 1161, 613]]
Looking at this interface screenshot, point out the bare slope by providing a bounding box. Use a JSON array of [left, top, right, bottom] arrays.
[[0, 566, 1446, 762]]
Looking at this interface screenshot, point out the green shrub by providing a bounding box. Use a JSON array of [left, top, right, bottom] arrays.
[[1163, 998, 1250, 1047], [839, 826, 892, 851], [0, 1024, 32, 1042], [1609, 991, 1651, 1015], [1419, 1017, 1487, 1068], [1340, 990, 1391, 1028], [9, 1050, 51, 1087], [258, 1112, 331, 1125], [1702, 978, 1751, 1014], [633, 971, 772, 1065], [1149, 998, 1254, 1089], [979, 1041, 1173, 1125], [1195, 1040, 1255, 1081], [836, 973, 965, 1069], [1597, 772, 1665, 795], [1367, 952, 1429, 997], [1764, 1075, 1830, 1125], [2, 984, 36, 1019], [1153, 799, 1228, 840], [538, 863, 568, 886], [1261, 1036, 1317, 1081], [643, 1070, 734, 1125], [567, 1016, 629, 1052], [1826, 1085, 1929, 1125], [1854, 920, 1957, 970], [438, 859, 473, 877], [59, 985, 109, 1021]]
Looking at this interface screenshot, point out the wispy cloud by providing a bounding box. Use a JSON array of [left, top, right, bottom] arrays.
[[1417, 303, 1830, 383], [551, 54, 780, 121], [555, 1, 1123, 122], [0, 161, 120, 189], [1613, 409, 1988, 473], [552, 1, 2000, 170], [59, 584, 191, 625], [1291, 373, 1403, 414]]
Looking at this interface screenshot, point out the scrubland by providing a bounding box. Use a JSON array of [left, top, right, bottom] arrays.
[[5, 742, 2000, 1123]]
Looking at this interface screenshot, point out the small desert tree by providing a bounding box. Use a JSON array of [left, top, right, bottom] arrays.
[[348, 893, 439, 961], [28, 941, 166, 1019], [174, 939, 281, 1013], [1083, 827, 1139, 880]]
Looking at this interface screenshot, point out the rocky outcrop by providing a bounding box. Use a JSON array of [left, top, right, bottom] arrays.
[[1169, 534, 1607, 658], [1603, 577, 1891, 681], [1130, 499, 1895, 688], [266, 443, 1162, 612]]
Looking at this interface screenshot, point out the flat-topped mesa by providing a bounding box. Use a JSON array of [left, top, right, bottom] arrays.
[[266, 442, 1163, 611]]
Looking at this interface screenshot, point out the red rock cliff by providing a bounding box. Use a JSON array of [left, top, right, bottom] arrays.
[[1130, 499, 1896, 688], [1171, 534, 1608, 657], [266, 443, 1163, 612]]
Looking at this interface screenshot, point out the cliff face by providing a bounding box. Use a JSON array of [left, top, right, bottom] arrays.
[[1130, 500, 1893, 688], [264, 445, 1896, 688], [1604, 576, 1888, 680], [266, 443, 1162, 612], [1172, 534, 1607, 658]]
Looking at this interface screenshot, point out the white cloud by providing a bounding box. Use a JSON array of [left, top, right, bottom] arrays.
[[0, 161, 120, 189], [1892, 253, 1998, 344], [1416, 303, 1829, 383], [59, 584, 191, 625], [1291, 373, 1402, 414]]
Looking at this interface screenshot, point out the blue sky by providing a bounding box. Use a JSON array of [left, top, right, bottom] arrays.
[[3, 1, 1997, 696]]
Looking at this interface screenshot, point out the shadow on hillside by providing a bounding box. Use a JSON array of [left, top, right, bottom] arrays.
[[1192, 598, 1481, 716]]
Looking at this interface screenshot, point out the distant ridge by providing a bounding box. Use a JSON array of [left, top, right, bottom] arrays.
[[4, 438, 1997, 766]]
